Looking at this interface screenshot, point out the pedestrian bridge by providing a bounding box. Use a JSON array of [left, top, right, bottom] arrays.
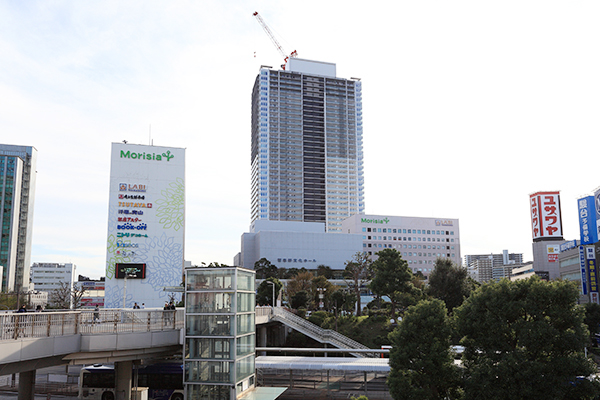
[[0, 308, 183, 376]]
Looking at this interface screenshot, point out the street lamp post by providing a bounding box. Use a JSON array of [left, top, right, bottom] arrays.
[[266, 281, 276, 308], [317, 288, 326, 310]]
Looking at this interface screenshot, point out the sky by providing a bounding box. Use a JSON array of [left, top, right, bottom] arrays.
[[1, 0, 599, 279]]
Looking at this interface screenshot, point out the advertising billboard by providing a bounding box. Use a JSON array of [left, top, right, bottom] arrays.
[[104, 143, 185, 308], [530, 191, 563, 240], [578, 196, 598, 245], [587, 246, 599, 304]]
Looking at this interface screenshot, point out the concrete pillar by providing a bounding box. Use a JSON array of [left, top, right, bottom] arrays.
[[18, 370, 35, 400], [115, 360, 133, 400], [260, 326, 267, 356]]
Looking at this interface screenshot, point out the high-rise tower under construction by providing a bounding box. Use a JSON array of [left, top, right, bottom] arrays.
[[250, 58, 364, 232]]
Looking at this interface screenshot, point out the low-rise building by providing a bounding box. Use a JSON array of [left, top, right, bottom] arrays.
[[235, 220, 363, 271], [341, 214, 461, 276], [30, 262, 76, 293]]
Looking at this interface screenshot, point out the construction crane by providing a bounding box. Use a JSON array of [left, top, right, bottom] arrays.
[[253, 11, 297, 70]]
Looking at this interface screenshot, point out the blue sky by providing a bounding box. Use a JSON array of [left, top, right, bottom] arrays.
[[1, 0, 599, 278]]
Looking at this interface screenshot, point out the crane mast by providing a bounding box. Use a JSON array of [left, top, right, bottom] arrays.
[[253, 11, 297, 70]]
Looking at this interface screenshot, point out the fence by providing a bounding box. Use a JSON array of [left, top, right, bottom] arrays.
[[0, 308, 184, 340]]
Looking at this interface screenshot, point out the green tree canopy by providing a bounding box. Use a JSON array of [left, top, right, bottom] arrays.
[[290, 290, 310, 310], [317, 265, 335, 279], [583, 302, 600, 343], [427, 257, 471, 313], [286, 271, 314, 307], [344, 252, 372, 316], [256, 277, 282, 307], [455, 277, 600, 400], [254, 258, 278, 279], [370, 249, 421, 319], [388, 299, 462, 400]]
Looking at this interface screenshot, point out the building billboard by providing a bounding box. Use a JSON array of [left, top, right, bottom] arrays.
[[104, 143, 185, 308], [578, 196, 598, 245], [530, 191, 563, 240], [587, 246, 599, 304]]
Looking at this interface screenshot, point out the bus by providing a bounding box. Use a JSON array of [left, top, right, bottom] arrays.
[[79, 362, 184, 400]]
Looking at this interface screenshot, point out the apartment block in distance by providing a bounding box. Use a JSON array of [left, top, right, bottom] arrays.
[[251, 58, 364, 232], [0, 144, 37, 293], [341, 214, 461, 276], [30, 262, 76, 293]]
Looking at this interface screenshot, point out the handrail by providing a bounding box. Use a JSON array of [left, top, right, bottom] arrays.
[[0, 309, 184, 341], [271, 307, 375, 357]]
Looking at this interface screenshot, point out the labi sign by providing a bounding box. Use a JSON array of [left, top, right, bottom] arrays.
[[120, 150, 174, 162]]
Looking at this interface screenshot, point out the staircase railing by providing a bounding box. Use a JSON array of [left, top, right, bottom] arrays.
[[271, 307, 376, 357]]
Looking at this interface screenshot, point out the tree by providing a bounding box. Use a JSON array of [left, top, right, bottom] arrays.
[[290, 290, 310, 310], [584, 302, 600, 344], [331, 289, 357, 314], [427, 257, 471, 313], [455, 277, 600, 400], [256, 277, 282, 306], [370, 249, 421, 320], [49, 281, 88, 309], [317, 265, 335, 279], [388, 299, 462, 400], [343, 252, 372, 316], [254, 258, 278, 279], [286, 271, 314, 305]]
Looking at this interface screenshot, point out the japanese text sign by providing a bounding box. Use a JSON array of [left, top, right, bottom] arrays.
[[530, 191, 563, 240], [578, 196, 598, 245], [587, 246, 598, 294]]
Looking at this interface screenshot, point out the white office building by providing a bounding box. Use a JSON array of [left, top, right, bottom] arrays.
[[30, 262, 76, 292], [251, 58, 365, 232], [341, 214, 461, 275], [235, 220, 363, 271], [104, 142, 185, 308]]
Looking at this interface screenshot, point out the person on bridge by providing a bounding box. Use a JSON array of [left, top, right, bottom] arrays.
[[16, 305, 26, 313], [93, 306, 100, 323]]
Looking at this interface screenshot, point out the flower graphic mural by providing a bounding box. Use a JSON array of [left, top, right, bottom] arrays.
[[156, 178, 184, 231]]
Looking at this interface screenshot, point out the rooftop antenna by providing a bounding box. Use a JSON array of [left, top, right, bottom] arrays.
[[149, 124, 152, 146]]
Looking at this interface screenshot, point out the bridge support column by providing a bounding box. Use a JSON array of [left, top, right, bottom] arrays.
[[259, 326, 267, 355], [18, 370, 35, 400], [115, 360, 133, 400]]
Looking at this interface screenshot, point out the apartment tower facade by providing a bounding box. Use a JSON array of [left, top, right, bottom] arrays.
[[0, 144, 37, 292], [251, 58, 364, 232]]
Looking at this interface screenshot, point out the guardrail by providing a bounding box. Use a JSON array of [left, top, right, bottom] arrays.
[[0, 308, 184, 340]]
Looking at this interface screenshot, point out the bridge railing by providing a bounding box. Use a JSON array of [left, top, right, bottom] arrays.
[[0, 308, 184, 340]]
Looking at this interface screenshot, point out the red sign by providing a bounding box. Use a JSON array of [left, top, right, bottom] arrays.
[[548, 254, 558, 262], [530, 191, 563, 239]]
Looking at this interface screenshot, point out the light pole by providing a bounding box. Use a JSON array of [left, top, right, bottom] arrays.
[[266, 281, 276, 308], [317, 287, 326, 310]]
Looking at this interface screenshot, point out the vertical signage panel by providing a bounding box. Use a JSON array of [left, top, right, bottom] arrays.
[[578, 196, 598, 245], [580, 246, 588, 295], [104, 143, 185, 308], [530, 191, 563, 240], [587, 246, 598, 304]]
